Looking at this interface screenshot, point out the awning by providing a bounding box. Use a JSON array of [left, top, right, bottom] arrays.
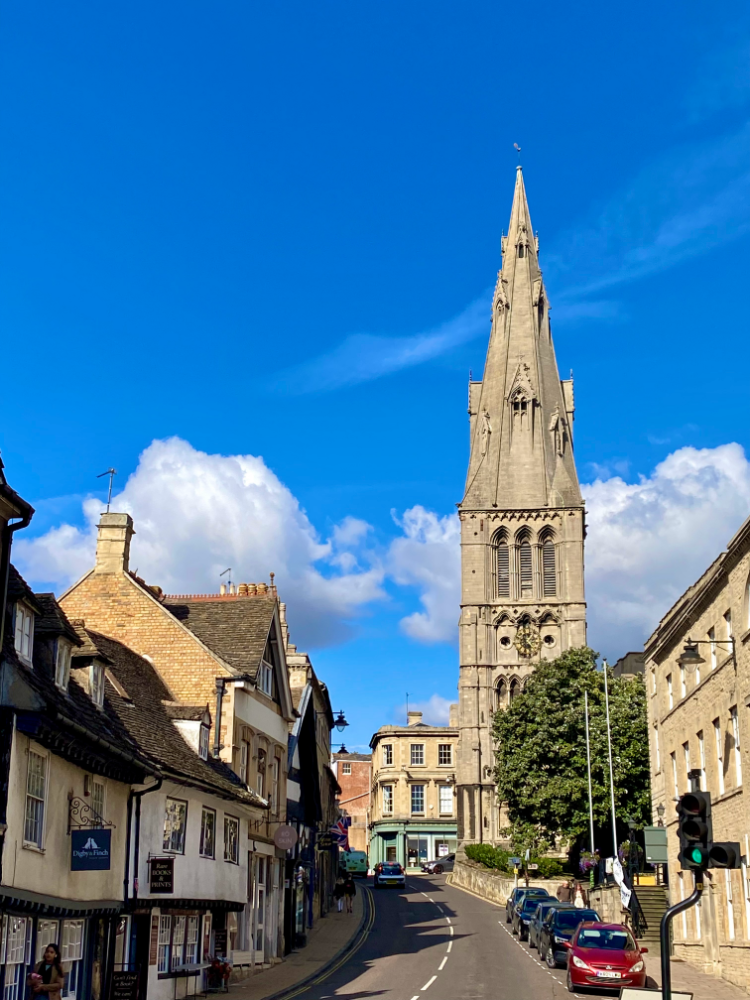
[[0, 885, 122, 918], [125, 897, 245, 913]]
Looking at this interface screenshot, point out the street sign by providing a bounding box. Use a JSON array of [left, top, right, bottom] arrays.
[[71, 829, 111, 871], [149, 857, 174, 894], [527, 863, 539, 870], [510, 856, 522, 866]]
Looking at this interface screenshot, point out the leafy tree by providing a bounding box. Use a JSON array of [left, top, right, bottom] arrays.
[[492, 647, 650, 856]]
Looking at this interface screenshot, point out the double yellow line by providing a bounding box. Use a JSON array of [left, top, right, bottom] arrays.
[[282, 885, 375, 1000]]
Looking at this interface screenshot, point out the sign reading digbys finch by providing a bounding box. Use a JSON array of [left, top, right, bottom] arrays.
[[71, 829, 111, 870]]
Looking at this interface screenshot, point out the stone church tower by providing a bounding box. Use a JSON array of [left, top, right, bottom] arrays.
[[456, 166, 586, 847]]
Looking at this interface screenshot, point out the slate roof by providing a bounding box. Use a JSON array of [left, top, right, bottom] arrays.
[[162, 595, 276, 676], [77, 630, 267, 807], [162, 703, 209, 722], [33, 593, 83, 645]]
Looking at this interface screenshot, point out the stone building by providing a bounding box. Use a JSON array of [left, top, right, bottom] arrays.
[[457, 166, 586, 848], [369, 710, 458, 869], [331, 752, 372, 855], [646, 512, 750, 990]]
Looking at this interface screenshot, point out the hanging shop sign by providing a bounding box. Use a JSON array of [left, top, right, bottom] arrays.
[[71, 829, 112, 871], [149, 857, 174, 893], [317, 834, 333, 849], [273, 825, 299, 850]]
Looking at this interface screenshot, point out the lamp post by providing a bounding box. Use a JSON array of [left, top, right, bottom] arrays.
[[333, 710, 349, 734], [627, 814, 637, 884], [656, 803, 665, 828]]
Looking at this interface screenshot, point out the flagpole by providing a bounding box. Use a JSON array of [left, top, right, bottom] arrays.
[[603, 660, 618, 860], [584, 691, 595, 856]]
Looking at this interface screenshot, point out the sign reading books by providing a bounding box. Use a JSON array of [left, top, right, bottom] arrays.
[[110, 970, 139, 1000], [71, 829, 112, 871], [149, 857, 174, 894]]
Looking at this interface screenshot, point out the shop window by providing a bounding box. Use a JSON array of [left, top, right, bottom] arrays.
[[200, 808, 216, 859], [224, 815, 240, 864], [61, 919, 85, 998], [35, 920, 60, 963], [2, 916, 31, 1000], [157, 916, 172, 973], [24, 750, 47, 848], [171, 916, 186, 971], [184, 917, 199, 966], [163, 798, 188, 853]]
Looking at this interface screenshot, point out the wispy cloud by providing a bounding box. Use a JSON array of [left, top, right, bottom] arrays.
[[271, 294, 490, 395]]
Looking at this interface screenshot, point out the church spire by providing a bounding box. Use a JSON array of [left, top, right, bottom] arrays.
[[463, 167, 581, 511]]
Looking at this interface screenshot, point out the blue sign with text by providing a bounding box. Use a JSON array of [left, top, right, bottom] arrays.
[[71, 828, 111, 870]]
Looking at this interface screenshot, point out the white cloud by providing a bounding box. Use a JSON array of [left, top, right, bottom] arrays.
[[14, 437, 385, 647], [394, 694, 454, 726], [387, 506, 461, 643]]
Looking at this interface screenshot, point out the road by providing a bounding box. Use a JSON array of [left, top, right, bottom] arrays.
[[300, 874, 644, 1000]]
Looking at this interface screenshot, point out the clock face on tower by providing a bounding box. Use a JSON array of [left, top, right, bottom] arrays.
[[514, 624, 541, 657]]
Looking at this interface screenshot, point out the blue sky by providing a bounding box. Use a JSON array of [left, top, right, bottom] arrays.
[[4, 1, 750, 750]]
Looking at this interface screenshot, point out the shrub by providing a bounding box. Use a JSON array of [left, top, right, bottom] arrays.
[[464, 844, 563, 879]]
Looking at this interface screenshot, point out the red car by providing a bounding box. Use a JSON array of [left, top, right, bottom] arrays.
[[565, 922, 648, 992]]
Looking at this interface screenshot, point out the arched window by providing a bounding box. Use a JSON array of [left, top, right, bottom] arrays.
[[497, 539, 510, 598], [518, 536, 533, 597], [518, 244, 525, 259], [542, 534, 556, 597], [495, 678, 507, 710], [509, 678, 521, 703]]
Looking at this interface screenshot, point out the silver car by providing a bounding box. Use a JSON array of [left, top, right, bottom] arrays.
[[421, 854, 455, 874]]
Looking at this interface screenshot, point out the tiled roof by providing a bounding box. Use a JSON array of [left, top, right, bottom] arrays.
[[79, 630, 266, 807], [32, 594, 82, 645], [162, 703, 209, 722], [162, 595, 276, 677], [332, 752, 371, 762]]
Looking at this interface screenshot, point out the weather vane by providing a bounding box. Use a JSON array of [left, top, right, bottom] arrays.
[[514, 143, 522, 164], [97, 468, 117, 513]]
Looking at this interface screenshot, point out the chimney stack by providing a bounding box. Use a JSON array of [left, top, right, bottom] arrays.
[[95, 513, 134, 575], [407, 710, 423, 727]]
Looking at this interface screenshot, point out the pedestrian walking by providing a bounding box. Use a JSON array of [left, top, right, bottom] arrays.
[[334, 875, 346, 912], [574, 881, 586, 908], [27, 944, 64, 995], [343, 874, 356, 914], [556, 879, 574, 903]]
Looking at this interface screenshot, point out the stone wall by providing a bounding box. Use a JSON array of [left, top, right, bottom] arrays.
[[450, 859, 560, 905]]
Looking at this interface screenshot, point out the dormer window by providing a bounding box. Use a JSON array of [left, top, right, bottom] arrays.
[[90, 662, 105, 709], [199, 724, 209, 760], [258, 661, 274, 698], [14, 603, 34, 665], [55, 640, 72, 690]]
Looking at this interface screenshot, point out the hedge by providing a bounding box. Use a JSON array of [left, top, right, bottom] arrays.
[[464, 843, 563, 879]]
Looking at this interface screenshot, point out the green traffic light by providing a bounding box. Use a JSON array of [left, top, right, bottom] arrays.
[[690, 847, 704, 863]]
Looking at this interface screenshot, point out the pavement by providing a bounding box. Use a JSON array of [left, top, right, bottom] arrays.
[[222, 874, 750, 1000]]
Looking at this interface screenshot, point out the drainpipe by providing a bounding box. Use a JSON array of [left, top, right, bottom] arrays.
[[0, 508, 33, 650], [129, 777, 163, 901], [214, 678, 226, 758]]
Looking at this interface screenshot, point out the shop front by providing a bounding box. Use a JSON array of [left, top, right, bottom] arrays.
[[369, 823, 458, 870]]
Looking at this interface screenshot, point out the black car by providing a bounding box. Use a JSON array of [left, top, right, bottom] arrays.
[[421, 854, 455, 874], [538, 908, 601, 968], [505, 886, 550, 924], [511, 894, 548, 941], [528, 900, 573, 951]]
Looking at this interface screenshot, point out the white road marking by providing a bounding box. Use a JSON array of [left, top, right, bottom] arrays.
[[495, 920, 585, 999], [438, 957, 448, 971], [421, 976, 437, 990], [449, 925, 454, 936], [436, 905, 444, 913], [410, 996, 420, 999], [445, 916, 451, 924], [447, 940, 452, 953]]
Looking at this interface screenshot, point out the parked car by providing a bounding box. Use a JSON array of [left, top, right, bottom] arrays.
[[539, 907, 601, 968], [505, 886, 550, 924], [511, 894, 550, 940], [566, 923, 648, 993], [421, 855, 455, 874], [528, 901, 574, 951], [373, 862, 406, 889]]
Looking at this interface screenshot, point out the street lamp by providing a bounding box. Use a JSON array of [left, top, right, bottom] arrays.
[[656, 803, 665, 828], [677, 642, 705, 667], [333, 710, 349, 733]]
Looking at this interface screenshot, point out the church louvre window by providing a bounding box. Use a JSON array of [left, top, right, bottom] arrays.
[[493, 533, 510, 598], [518, 244, 525, 258], [518, 538, 533, 597], [541, 534, 556, 597]]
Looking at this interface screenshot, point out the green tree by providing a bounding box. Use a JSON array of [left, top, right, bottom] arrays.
[[492, 647, 650, 854]]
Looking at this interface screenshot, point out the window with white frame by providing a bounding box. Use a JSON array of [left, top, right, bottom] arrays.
[[24, 749, 47, 847], [55, 640, 71, 690], [35, 919, 60, 962], [382, 784, 393, 815], [91, 779, 105, 827], [258, 661, 274, 697], [14, 603, 34, 664], [271, 754, 280, 814], [199, 725, 209, 760], [715, 719, 725, 795], [90, 662, 105, 709], [224, 815, 239, 863], [185, 916, 199, 965], [439, 785, 453, 815], [342, 762, 351, 774], [410, 744, 424, 766], [157, 915, 172, 972], [171, 915, 186, 970], [731, 707, 742, 786], [725, 609, 733, 640], [200, 807, 216, 858], [2, 915, 30, 1000], [239, 737, 251, 784], [726, 869, 736, 940], [163, 798, 188, 853], [62, 917, 86, 995], [671, 752, 678, 799], [667, 674, 673, 710], [698, 731, 706, 790], [438, 744, 453, 765], [410, 784, 425, 814], [382, 744, 393, 765], [257, 748, 267, 797], [653, 725, 660, 772], [709, 627, 717, 670], [679, 664, 686, 700]]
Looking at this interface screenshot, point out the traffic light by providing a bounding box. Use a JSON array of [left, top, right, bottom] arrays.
[[676, 792, 742, 869], [677, 792, 711, 869]]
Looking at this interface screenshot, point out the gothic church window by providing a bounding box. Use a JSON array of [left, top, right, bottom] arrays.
[[518, 244, 525, 258], [509, 678, 521, 703], [518, 537, 533, 597], [541, 533, 556, 597], [495, 678, 507, 710]]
